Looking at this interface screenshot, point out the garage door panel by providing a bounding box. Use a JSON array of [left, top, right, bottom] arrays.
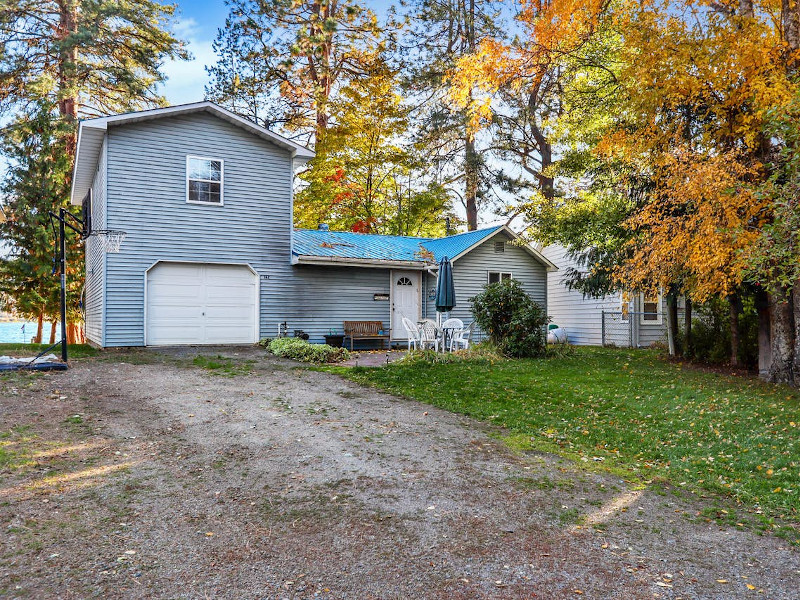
[[146, 262, 257, 345], [204, 325, 254, 344], [148, 264, 204, 282], [148, 305, 204, 320], [205, 286, 256, 302]]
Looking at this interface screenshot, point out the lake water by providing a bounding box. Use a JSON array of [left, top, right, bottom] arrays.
[[0, 321, 55, 344]]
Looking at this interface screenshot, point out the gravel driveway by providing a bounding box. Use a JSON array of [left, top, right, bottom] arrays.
[[1, 347, 798, 599]]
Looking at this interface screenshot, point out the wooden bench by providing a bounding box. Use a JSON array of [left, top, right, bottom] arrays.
[[343, 321, 390, 351]]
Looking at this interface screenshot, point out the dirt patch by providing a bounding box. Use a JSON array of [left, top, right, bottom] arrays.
[[1, 347, 797, 599]]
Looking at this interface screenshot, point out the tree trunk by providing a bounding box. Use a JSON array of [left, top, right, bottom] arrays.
[[729, 293, 741, 368], [34, 312, 44, 344], [793, 280, 800, 383], [666, 292, 678, 356], [783, 0, 800, 55], [465, 130, 479, 230], [683, 296, 692, 360], [767, 288, 794, 384], [756, 288, 772, 379], [57, 1, 79, 127], [49, 320, 57, 345]]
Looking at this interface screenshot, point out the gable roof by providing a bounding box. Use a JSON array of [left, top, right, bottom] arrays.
[[70, 101, 315, 205], [292, 225, 557, 271]]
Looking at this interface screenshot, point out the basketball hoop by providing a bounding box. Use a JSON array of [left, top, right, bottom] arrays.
[[89, 230, 127, 253]]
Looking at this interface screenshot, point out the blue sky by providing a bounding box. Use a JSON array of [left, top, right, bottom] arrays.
[[158, 0, 230, 104]]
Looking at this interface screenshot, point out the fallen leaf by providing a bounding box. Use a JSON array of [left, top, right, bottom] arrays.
[[716, 579, 729, 584], [747, 584, 756, 590]]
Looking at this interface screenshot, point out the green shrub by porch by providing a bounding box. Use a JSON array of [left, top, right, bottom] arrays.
[[266, 338, 351, 363], [471, 279, 549, 357]]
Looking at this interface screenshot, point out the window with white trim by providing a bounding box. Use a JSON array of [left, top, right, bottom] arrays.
[[187, 156, 223, 204], [640, 291, 662, 324], [488, 271, 512, 284]]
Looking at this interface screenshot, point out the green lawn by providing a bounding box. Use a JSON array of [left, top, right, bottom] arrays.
[[0, 343, 99, 359], [336, 347, 800, 541]]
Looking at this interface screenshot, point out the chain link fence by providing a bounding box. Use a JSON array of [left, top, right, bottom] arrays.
[[602, 310, 679, 348], [601, 311, 634, 347]]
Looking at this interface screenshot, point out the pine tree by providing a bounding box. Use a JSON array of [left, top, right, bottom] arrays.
[[0, 106, 79, 341], [401, 0, 503, 230], [206, 0, 385, 145]]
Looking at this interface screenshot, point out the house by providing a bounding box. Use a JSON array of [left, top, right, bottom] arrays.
[[541, 245, 668, 347], [70, 101, 556, 347]]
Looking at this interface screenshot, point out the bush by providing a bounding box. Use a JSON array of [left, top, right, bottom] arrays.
[[685, 296, 758, 368], [266, 337, 351, 364], [470, 280, 549, 358]]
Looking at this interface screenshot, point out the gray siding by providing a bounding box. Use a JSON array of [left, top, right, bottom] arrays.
[[84, 138, 107, 345], [542, 245, 620, 345], [104, 111, 294, 346], [285, 265, 392, 345], [542, 244, 668, 347], [425, 231, 548, 340]]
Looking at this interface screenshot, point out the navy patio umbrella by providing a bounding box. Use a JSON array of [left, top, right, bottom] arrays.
[[435, 256, 456, 325]]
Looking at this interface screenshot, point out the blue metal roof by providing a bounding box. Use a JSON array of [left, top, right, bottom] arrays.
[[422, 227, 503, 261], [292, 226, 503, 264]]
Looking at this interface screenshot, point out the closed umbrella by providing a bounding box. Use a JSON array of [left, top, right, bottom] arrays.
[[435, 256, 456, 327]]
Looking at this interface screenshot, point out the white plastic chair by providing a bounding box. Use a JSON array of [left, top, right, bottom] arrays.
[[401, 317, 422, 351], [450, 322, 473, 352], [442, 318, 464, 352], [418, 319, 440, 352]]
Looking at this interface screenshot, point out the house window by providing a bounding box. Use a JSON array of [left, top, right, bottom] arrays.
[[494, 241, 505, 253], [187, 156, 223, 204], [397, 277, 413, 286], [640, 292, 662, 325], [488, 272, 512, 284]]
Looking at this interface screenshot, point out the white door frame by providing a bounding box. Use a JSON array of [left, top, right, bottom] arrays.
[[143, 260, 260, 346], [390, 269, 421, 341]]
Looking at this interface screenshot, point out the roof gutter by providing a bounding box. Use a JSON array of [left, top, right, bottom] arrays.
[[292, 255, 428, 270]]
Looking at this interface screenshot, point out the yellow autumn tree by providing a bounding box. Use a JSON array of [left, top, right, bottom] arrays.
[[453, 0, 800, 377]]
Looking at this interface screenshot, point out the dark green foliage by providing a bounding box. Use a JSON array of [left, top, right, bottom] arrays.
[[506, 302, 549, 358], [687, 296, 758, 368], [470, 279, 549, 357], [0, 106, 78, 323]]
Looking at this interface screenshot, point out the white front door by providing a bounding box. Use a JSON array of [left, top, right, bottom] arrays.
[[146, 262, 258, 345], [391, 270, 421, 340]]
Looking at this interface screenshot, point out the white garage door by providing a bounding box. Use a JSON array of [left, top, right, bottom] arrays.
[[146, 262, 258, 346]]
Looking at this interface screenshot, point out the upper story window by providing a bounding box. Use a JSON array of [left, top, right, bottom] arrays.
[[488, 272, 512, 284], [187, 156, 223, 205]]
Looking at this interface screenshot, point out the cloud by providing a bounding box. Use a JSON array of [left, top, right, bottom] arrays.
[[159, 17, 217, 105]]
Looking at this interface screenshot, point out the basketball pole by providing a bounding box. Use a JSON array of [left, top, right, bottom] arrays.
[[49, 208, 85, 363]]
